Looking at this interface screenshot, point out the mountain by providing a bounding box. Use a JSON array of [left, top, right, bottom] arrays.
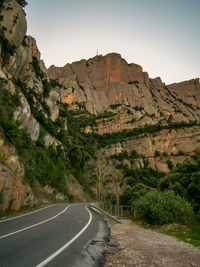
[[47, 53, 200, 172], [0, 0, 199, 212]]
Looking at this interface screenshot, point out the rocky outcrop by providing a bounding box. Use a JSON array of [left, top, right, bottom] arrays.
[[100, 126, 200, 172], [14, 91, 40, 141], [0, 0, 38, 211], [0, 134, 34, 211], [0, 134, 24, 177], [0, 1, 85, 211], [47, 53, 200, 174], [47, 53, 200, 135], [47, 53, 156, 115], [0, 0, 27, 48], [46, 89, 60, 121], [0, 162, 34, 211]]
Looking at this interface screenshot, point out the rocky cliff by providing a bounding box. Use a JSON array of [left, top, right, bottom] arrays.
[[0, 0, 35, 211], [47, 53, 200, 124], [0, 0, 87, 211], [47, 53, 200, 173]]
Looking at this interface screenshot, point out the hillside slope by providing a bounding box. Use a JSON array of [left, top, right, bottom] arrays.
[[0, 0, 87, 211]]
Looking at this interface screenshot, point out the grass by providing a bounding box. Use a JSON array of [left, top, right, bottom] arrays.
[[133, 216, 200, 247], [159, 218, 200, 247]]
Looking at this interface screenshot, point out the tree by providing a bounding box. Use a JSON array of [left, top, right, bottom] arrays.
[[95, 157, 112, 205], [112, 169, 123, 216]]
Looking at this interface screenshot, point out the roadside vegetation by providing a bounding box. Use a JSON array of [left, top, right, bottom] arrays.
[[0, 203, 41, 220], [113, 148, 200, 247]]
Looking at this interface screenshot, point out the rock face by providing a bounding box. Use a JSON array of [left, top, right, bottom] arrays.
[[0, 1, 87, 211], [14, 91, 40, 141], [0, 134, 34, 211], [99, 126, 200, 172], [48, 53, 153, 114], [47, 53, 200, 172], [0, 162, 34, 211], [0, 1, 37, 211], [0, 0, 27, 47], [47, 53, 200, 124]]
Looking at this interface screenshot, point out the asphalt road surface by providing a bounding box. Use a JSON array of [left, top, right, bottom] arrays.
[[0, 204, 108, 267]]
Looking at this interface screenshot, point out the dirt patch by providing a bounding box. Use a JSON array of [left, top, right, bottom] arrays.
[[105, 219, 200, 267]]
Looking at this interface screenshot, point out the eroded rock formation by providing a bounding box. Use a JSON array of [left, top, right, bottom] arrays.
[[47, 53, 200, 172], [47, 53, 200, 124]]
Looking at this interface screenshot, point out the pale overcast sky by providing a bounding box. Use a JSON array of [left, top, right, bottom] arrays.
[[25, 0, 200, 84]]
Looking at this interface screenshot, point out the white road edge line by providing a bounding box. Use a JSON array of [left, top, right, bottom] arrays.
[[35, 206, 93, 267], [0, 205, 54, 223], [0, 205, 71, 240]]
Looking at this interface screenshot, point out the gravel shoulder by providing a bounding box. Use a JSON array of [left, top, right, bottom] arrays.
[[105, 219, 200, 267]]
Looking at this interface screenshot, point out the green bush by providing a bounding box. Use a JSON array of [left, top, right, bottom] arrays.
[[50, 79, 62, 88], [110, 150, 129, 160], [0, 86, 20, 122], [0, 29, 16, 65], [167, 159, 174, 170], [23, 145, 66, 191], [154, 150, 160, 157], [0, 35, 16, 66], [109, 104, 121, 109], [134, 190, 193, 225], [31, 56, 44, 79], [162, 152, 168, 158], [42, 79, 51, 97], [120, 183, 153, 205], [159, 152, 200, 212], [2, 120, 32, 150]]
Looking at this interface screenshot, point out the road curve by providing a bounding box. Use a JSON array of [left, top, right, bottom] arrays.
[[0, 204, 108, 267]]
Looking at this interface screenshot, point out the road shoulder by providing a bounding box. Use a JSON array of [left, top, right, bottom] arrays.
[[105, 219, 200, 267]]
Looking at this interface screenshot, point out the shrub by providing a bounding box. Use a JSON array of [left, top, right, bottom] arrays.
[[154, 150, 160, 157], [167, 159, 174, 170], [42, 79, 51, 97], [31, 56, 44, 79], [50, 79, 62, 88], [159, 154, 200, 212], [162, 152, 168, 158], [110, 150, 128, 160], [0, 29, 16, 65], [109, 104, 121, 109], [0, 86, 20, 122], [131, 183, 153, 201], [3, 120, 32, 150], [134, 190, 193, 225], [130, 150, 139, 158], [120, 183, 153, 205]]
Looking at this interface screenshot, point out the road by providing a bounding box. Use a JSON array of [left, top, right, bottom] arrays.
[[0, 204, 109, 267]]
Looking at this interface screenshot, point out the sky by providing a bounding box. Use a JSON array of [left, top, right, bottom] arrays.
[[25, 0, 200, 84]]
